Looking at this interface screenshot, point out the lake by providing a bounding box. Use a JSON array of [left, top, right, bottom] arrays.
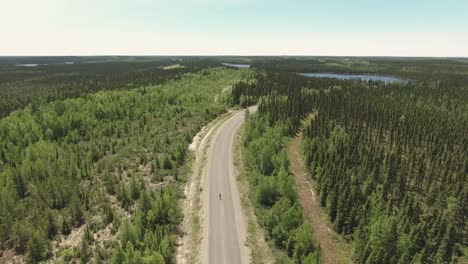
[[15, 62, 75, 67], [221, 63, 250, 69], [299, 73, 407, 83], [15, 64, 40, 67]]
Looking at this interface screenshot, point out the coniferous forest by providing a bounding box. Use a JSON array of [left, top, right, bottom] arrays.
[[0, 57, 222, 118], [231, 58, 467, 263], [0, 61, 248, 263], [0, 57, 467, 264]]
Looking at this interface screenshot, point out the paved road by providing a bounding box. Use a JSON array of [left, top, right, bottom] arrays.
[[203, 107, 256, 264]]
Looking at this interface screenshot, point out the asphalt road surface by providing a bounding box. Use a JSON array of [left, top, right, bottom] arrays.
[[203, 107, 256, 264]]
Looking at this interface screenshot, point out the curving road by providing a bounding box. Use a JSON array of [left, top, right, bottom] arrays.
[[202, 107, 256, 264]]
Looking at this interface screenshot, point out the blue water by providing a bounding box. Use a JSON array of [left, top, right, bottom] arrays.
[[222, 63, 250, 69], [15, 64, 40, 67], [15, 62, 75, 67], [299, 73, 406, 83]]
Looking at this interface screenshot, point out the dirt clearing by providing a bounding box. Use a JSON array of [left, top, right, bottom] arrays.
[[288, 132, 352, 264]]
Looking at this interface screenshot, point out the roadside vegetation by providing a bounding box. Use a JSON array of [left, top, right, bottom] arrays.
[[232, 60, 467, 263], [239, 108, 322, 263], [235, 123, 275, 264], [0, 67, 248, 263]]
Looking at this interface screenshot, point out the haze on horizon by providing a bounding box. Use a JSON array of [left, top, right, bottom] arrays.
[[1, 0, 467, 57]]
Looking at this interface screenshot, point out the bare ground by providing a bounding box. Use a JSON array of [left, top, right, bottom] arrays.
[[0, 249, 24, 264], [288, 132, 352, 264]]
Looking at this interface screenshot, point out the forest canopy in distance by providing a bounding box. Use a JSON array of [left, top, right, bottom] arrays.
[[0, 56, 467, 264], [229, 57, 467, 263]]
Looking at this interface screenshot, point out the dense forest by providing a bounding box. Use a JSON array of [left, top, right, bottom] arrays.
[[231, 59, 467, 263], [0, 67, 247, 263], [1, 56, 467, 263], [251, 57, 468, 83], [301, 80, 466, 264], [0, 57, 224, 118]]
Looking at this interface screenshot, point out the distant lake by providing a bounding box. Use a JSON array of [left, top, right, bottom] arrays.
[[222, 63, 250, 69], [15, 64, 40, 67], [299, 73, 407, 83], [15, 62, 75, 67]]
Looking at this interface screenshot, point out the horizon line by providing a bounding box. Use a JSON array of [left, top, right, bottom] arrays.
[[1, 54, 467, 59]]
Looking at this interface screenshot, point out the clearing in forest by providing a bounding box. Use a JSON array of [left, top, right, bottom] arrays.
[[287, 132, 352, 264]]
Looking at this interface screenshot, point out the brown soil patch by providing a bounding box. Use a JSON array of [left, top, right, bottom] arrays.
[[0, 249, 24, 264], [288, 132, 352, 264]]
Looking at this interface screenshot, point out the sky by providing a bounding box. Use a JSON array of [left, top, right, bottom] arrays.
[[1, 0, 467, 56]]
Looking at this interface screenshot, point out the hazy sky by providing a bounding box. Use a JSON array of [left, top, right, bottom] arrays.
[[1, 0, 467, 56]]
